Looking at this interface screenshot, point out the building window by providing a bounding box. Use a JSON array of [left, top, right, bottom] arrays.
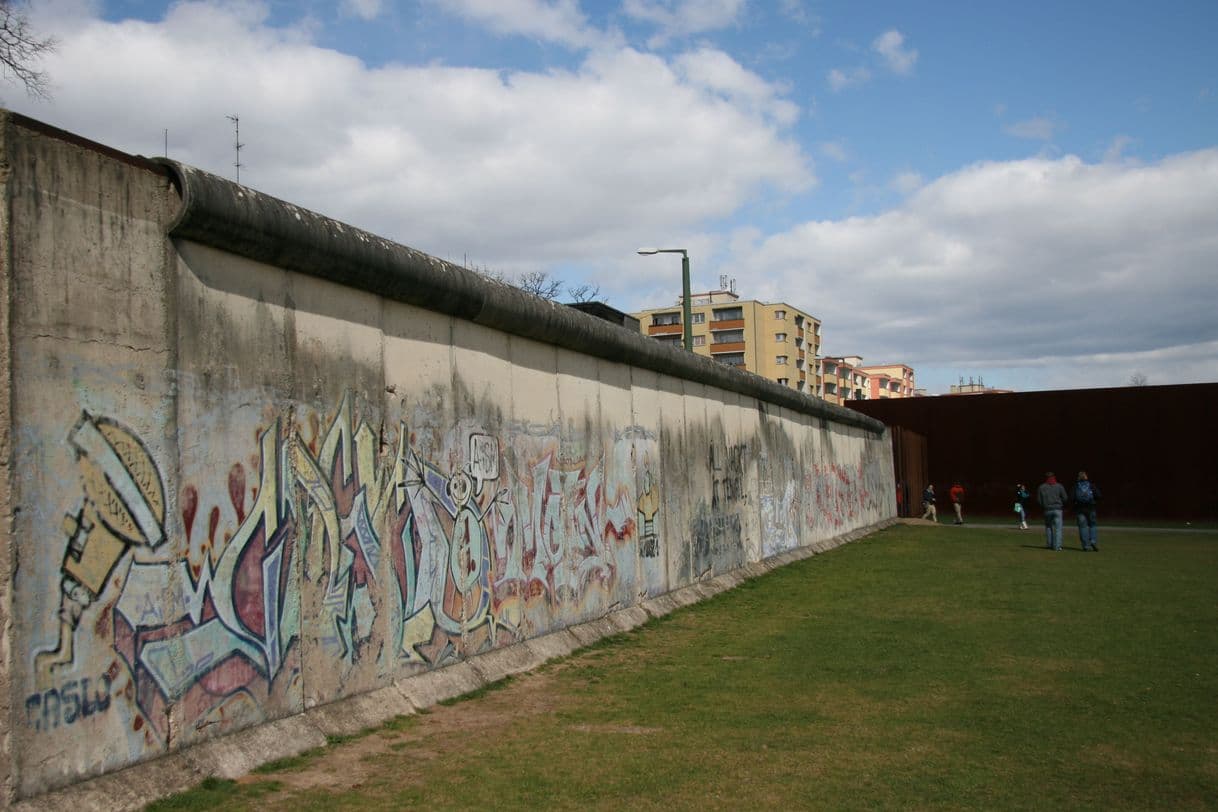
[[654, 335, 682, 346], [775, 332, 787, 342], [774, 309, 786, 319], [794, 314, 804, 326], [653, 312, 680, 326], [777, 377, 790, 386], [715, 352, 745, 366], [713, 306, 743, 321], [693, 335, 706, 347], [824, 382, 838, 395], [713, 329, 745, 344], [691, 312, 706, 324], [776, 355, 789, 365], [797, 380, 806, 392], [823, 363, 836, 375]]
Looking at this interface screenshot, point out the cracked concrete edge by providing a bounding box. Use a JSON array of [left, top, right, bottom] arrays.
[[14, 518, 896, 810], [305, 684, 416, 738], [639, 592, 680, 618], [394, 661, 484, 711], [13, 712, 328, 812], [468, 642, 545, 685], [521, 629, 582, 664], [566, 616, 621, 648], [606, 605, 649, 633]]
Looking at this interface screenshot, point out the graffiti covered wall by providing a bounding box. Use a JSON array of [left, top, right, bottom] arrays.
[[0, 112, 894, 801]]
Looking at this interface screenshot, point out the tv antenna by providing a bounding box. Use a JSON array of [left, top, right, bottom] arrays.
[[226, 114, 244, 183]]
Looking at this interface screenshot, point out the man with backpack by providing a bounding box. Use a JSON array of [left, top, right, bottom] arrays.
[[1074, 470, 1101, 551]]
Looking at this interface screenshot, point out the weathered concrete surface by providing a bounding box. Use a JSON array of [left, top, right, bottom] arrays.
[[0, 110, 897, 805]]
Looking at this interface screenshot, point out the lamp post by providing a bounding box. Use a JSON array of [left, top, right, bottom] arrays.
[[637, 248, 692, 351]]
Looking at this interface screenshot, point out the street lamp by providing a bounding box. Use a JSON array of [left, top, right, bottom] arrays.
[[637, 248, 692, 351]]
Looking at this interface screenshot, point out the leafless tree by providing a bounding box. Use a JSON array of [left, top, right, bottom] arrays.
[[516, 270, 565, 300], [0, 1, 55, 99], [566, 283, 604, 303], [1128, 371, 1149, 387]]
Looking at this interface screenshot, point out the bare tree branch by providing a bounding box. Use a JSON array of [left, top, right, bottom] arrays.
[[0, 1, 56, 99], [1128, 371, 1149, 387], [516, 270, 564, 300], [566, 283, 604, 303]]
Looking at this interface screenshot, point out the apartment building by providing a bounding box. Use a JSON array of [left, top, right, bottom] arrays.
[[820, 358, 918, 405], [859, 363, 917, 399], [820, 355, 868, 405], [632, 289, 822, 396]]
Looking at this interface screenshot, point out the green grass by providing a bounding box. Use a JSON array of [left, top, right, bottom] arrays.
[[147, 525, 1218, 810]]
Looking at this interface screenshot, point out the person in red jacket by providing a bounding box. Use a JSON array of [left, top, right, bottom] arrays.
[[949, 481, 965, 524]]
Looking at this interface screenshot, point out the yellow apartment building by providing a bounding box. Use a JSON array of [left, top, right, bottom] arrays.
[[632, 289, 822, 396]]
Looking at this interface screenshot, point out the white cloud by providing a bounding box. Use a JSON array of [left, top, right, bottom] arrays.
[[1004, 115, 1060, 141], [674, 47, 799, 124], [340, 0, 382, 21], [891, 170, 923, 194], [872, 29, 917, 75], [623, 0, 746, 44], [819, 141, 848, 162], [1102, 134, 1135, 162], [828, 66, 870, 92], [736, 150, 1218, 390], [17, 1, 810, 296], [431, 0, 609, 50]]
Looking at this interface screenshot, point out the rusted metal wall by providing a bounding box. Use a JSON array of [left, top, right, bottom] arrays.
[[890, 426, 928, 518], [851, 383, 1218, 521]]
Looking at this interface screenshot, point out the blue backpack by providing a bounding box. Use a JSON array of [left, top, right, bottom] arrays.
[[1075, 480, 1096, 506]]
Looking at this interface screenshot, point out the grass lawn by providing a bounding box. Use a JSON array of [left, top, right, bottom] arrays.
[[150, 524, 1218, 811]]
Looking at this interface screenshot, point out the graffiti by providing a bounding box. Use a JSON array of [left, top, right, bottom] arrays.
[[33, 395, 664, 737], [637, 471, 660, 558], [27, 384, 885, 759], [34, 413, 167, 690], [25, 673, 113, 732]]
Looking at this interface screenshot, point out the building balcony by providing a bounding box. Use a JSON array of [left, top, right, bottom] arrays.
[[648, 323, 683, 336], [709, 341, 746, 354], [709, 318, 746, 331]]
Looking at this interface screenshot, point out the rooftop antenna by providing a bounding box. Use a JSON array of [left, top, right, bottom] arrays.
[[719, 274, 728, 289], [730, 277, 737, 294], [226, 114, 244, 184], [163, 128, 168, 158]]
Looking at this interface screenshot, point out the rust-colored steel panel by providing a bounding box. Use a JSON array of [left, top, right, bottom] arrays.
[[850, 383, 1218, 521]]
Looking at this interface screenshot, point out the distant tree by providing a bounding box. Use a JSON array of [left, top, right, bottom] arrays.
[[516, 270, 565, 300], [1129, 371, 1149, 387], [0, 1, 55, 99], [566, 283, 604, 303]]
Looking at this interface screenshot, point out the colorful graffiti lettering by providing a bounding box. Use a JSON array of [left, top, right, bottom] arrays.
[[32, 395, 668, 736]]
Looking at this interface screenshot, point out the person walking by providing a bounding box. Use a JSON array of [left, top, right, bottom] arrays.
[[949, 481, 965, 524], [1014, 483, 1030, 530], [1037, 471, 1069, 551], [1074, 470, 1101, 551], [921, 484, 938, 522]]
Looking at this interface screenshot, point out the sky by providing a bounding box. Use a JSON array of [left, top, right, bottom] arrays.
[[6, 0, 1218, 395]]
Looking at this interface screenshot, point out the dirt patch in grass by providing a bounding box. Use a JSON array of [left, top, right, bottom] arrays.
[[237, 669, 569, 800]]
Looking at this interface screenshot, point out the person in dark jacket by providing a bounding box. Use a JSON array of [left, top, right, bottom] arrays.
[[1036, 472, 1068, 551], [920, 484, 938, 522], [1014, 483, 1030, 530], [1074, 470, 1101, 551]]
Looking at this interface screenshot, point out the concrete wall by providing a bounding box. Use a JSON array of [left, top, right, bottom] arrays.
[[0, 112, 894, 802]]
